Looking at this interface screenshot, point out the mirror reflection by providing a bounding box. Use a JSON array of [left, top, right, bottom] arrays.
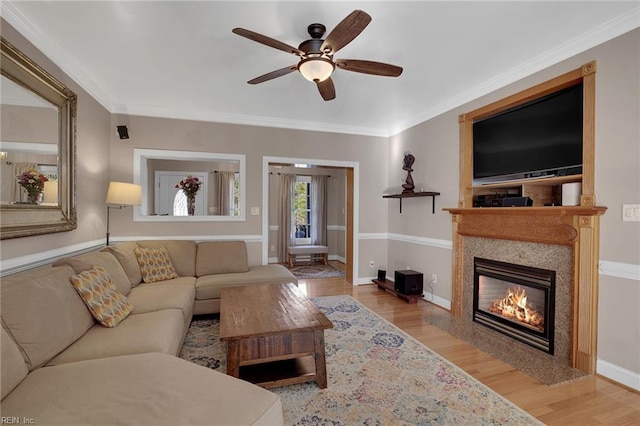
[[134, 149, 245, 221], [0, 76, 59, 206]]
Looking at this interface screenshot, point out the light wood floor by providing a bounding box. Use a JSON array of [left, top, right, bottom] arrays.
[[298, 266, 640, 426]]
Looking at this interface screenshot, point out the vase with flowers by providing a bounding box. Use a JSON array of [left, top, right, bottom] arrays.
[[175, 175, 201, 216], [17, 169, 48, 205]]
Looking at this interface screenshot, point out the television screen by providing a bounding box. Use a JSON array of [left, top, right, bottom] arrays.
[[473, 83, 583, 183]]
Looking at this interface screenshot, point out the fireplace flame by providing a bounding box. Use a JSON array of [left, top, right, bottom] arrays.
[[489, 287, 544, 332]]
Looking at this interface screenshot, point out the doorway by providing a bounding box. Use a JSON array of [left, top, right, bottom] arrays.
[[263, 157, 358, 284]]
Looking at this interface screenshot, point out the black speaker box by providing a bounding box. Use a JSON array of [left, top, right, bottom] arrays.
[[394, 270, 423, 295], [116, 125, 129, 140], [377, 270, 386, 281], [502, 196, 533, 207]]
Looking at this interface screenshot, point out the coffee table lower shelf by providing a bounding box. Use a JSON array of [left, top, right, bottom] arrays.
[[239, 356, 317, 389]]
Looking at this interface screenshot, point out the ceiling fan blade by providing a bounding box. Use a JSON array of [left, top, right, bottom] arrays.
[[247, 65, 298, 84], [317, 78, 336, 101], [321, 10, 371, 55], [335, 59, 403, 77], [232, 28, 304, 56]]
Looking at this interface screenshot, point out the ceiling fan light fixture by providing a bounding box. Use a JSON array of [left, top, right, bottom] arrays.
[[298, 57, 335, 82]]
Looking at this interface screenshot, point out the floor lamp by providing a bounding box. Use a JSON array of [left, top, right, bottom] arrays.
[[106, 181, 142, 246]]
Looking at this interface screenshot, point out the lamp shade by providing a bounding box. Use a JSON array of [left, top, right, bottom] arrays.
[[106, 181, 142, 205], [298, 57, 335, 82], [43, 180, 58, 204]]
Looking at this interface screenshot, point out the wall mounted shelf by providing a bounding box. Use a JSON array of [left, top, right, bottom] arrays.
[[383, 191, 440, 213]]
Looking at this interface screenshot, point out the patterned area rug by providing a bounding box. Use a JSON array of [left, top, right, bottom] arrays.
[[179, 295, 541, 425], [286, 263, 345, 279]]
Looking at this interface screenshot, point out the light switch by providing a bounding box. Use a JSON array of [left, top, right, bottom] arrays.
[[622, 204, 640, 221], [251, 206, 260, 216]]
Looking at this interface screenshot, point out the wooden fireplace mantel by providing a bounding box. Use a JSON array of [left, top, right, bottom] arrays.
[[445, 206, 606, 374], [444, 206, 606, 246]]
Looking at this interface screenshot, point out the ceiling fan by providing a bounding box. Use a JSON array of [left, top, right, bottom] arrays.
[[232, 10, 403, 101]]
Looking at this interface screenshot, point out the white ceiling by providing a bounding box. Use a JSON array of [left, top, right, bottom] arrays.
[[3, 1, 638, 137]]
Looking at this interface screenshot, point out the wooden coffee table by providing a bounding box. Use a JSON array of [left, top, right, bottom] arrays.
[[219, 283, 333, 389]]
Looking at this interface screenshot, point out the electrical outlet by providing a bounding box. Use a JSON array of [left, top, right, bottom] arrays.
[[369, 260, 375, 268], [432, 274, 437, 285]]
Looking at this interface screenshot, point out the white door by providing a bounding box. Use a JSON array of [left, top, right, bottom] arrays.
[[156, 171, 208, 216]]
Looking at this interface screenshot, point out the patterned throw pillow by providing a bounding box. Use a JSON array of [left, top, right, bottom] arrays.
[[134, 247, 179, 283], [69, 266, 134, 327]]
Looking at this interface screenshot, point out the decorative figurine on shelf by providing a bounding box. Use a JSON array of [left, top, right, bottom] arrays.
[[402, 153, 415, 194]]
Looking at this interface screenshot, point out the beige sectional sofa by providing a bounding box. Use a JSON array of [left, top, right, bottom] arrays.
[[1, 240, 297, 425]]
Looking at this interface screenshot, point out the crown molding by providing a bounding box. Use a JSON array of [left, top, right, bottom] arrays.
[[389, 6, 640, 136], [112, 104, 390, 137], [3, 1, 637, 138], [1, 1, 116, 111]]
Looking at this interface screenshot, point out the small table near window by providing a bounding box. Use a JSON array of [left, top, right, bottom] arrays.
[[287, 245, 329, 267]]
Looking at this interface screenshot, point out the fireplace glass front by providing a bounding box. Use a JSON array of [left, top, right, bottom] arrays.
[[473, 258, 555, 354]]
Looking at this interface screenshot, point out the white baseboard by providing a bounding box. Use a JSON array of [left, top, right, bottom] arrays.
[[422, 293, 452, 310], [597, 359, 640, 391]]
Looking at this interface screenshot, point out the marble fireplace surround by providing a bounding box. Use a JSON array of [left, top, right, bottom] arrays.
[[464, 237, 572, 362], [446, 206, 606, 374]]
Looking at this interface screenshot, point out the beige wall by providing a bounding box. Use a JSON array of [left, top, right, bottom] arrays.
[[0, 20, 112, 262], [1, 104, 58, 143], [388, 29, 640, 377], [108, 114, 388, 268]]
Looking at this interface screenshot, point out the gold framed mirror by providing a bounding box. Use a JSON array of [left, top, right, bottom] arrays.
[[0, 37, 77, 239]]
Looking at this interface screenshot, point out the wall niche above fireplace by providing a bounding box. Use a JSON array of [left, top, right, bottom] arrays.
[[457, 61, 596, 209]]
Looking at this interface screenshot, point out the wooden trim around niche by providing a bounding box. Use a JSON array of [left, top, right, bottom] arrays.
[[457, 61, 596, 208], [449, 62, 604, 374]]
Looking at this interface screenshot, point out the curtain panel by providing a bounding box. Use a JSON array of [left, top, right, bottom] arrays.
[[311, 175, 328, 245], [215, 171, 235, 215], [277, 173, 296, 262]]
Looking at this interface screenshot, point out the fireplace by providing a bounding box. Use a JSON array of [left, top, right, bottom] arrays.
[[473, 258, 555, 354]]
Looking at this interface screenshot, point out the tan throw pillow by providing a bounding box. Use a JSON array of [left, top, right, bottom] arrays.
[[69, 266, 134, 328], [134, 247, 179, 283]]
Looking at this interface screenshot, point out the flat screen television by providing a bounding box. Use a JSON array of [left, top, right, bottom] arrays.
[[473, 83, 583, 184]]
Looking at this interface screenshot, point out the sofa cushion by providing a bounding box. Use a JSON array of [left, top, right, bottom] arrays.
[[47, 309, 185, 366], [102, 241, 142, 286], [134, 247, 179, 283], [70, 266, 134, 328], [2, 353, 283, 426], [196, 241, 249, 276], [1, 266, 95, 371], [1, 327, 28, 400], [127, 282, 195, 329], [195, 264, 297, 300], [138, 240, 197, 277], [54, 251, 131, 295]]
